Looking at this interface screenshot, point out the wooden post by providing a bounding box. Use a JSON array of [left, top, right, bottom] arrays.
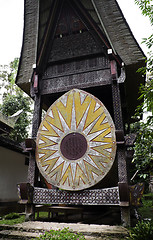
[[26, 91, 42, 220], [110, 60, 130, 227]]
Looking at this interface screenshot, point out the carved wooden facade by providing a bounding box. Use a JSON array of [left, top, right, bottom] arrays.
[[16, 0, 145, 226]]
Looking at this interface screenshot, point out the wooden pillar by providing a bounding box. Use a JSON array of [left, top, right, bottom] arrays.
[[28, 94, 42, 186], [110, 60, 130, 227], [26, 92, 42, 220]]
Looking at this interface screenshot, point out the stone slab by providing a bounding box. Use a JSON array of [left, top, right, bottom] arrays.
[[16, 221, 128, 237]]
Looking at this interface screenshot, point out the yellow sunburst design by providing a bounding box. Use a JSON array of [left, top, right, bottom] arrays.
[[36, 89, 116, 191]]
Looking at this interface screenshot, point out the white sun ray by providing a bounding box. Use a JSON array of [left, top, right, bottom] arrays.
[[39, 153, 45, 158], [49, 174, 57, 182], [84, 155, 99, 169], [88, 148, 104, 157], [71, 96, 76, 131], [47, 136, 61, 143], [78, 160, 87, 176], [49, 156, 64, 172], [80, 91, 87, 104], [79, 178, 85, 185], [92, 172, 99, 180], [70, 162, 77, 181], [48, 122, 64, 137], [61, 161, 70, 177], [106, 148, 112, 153], [94, 102, 100, 112], [102, 162, 108, 168], [42, 125, 48, 131], [105, 132, 112, 138], [41, 144, 59, 151], [87, 129, 106, 141], [44, 151, 60, 162], [83, 114, 102, 136], [39, 139, 45, 144], [43, 165, 50, 171], [57, 109, 70, 133], [77, 103, 91, 132], [102, 116, 108, 124], [60, 95, 68, 107], [89, 141, 108, 147], [48, 109, 54, 118]]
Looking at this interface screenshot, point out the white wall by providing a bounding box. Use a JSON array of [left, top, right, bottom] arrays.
[[0, 146, 28, 202]]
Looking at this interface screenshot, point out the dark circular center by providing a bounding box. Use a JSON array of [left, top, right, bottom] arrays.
[[60, 132, 87, 160]]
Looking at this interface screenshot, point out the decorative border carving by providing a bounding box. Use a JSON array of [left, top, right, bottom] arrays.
[[33, 187, 120, 205]]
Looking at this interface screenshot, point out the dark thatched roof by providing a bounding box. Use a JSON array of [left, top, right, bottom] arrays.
[[16, 0, 145, 118]]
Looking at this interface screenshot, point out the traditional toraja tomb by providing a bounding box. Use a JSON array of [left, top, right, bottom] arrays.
[[16, 0, 145, 226]]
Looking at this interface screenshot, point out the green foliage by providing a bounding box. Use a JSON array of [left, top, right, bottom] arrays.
[[37, 228, 86, 240], [4, 212, 20, 220], [131, 121, 153, 182], [127, 220, 153, 240], [0, 92, 32, 142], [131, 0, 153, 185], [0, 58, 32, 142], [0, 213, 25, 225], [135, 0, 153, 23], [0, 58, 19, 98], [134, 0, 153, 118], [138, 193, 153, 220], [136, 79, 153, 117]]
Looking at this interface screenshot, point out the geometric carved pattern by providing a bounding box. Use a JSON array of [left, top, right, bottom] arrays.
[[33, 187, 120, 205], [36, 89, 116, 191]]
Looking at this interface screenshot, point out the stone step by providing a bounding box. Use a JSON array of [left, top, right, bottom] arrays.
[[0, 221, 129, 239], [0, 230, 122, 240], [0, 229, 40, 239], [0, 231, 121, 240]]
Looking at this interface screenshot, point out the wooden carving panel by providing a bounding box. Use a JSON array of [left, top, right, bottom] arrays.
[[36, 89, 116, 191]]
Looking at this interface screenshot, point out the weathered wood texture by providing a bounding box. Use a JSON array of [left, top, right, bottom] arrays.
[[16, 0, 145, 91], [28, 95, 42, 187], [40, 56, 110, 95], [16, 0, 39, 94], [45, 56, 109, 78], [49, 29, 105, 63], [40, 70, 111, 95], [110, 60, 130, 226], [93, 0, 144, 65]]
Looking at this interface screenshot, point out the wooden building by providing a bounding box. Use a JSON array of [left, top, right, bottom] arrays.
[[16, 0, 145, 226], [0, 113, 28, 213]]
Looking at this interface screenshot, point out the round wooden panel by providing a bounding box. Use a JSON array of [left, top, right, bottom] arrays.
[[36, 89, 116, 191]]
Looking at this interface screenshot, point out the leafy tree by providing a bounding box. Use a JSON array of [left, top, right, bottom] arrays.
[[0, 58, 19, 98], [130, 1, 153, 188], [131, 122, 153, 185], [135, 0, 153, 24], [0, 58, 32, 142]]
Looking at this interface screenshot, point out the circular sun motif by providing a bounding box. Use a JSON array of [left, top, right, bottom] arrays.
[[36, 89, 116, 191]]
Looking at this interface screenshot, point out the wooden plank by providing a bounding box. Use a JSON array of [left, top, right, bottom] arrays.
[[40, 69, 111, 95]]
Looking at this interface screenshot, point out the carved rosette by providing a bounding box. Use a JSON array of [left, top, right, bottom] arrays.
[[36, 89, 116, 191]]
